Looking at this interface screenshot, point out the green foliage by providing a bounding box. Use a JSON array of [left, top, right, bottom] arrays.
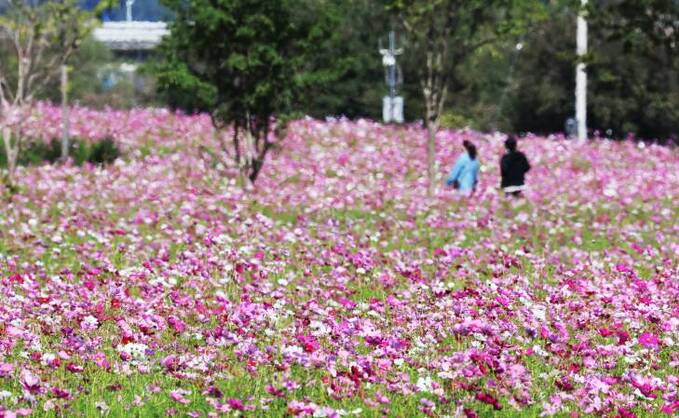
[[153, 0, 331, 123], [0, 0, 96, 103], [294, 0, 397, 120], [500, 2, 679, 139], [592, 0, 678, 69], [93, 0, 120, 18], [0, 137, 120, 168], [382, 0, 544, 125], [87, 137, 120, 165], [120, 0, 679, 140], [151, 0, 339, 182], [440, 111, 473, 130], [588, 0, 679, 139], [39, 36, 113, 104], [503, 7, 576, 134]]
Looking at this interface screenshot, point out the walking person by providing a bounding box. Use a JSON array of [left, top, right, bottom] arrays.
[[500, 136, 530, 197], [446, 140, 480, 196]]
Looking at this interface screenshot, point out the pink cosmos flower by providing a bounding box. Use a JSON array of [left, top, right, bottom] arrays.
[[0, 363, 14, 377], [660, 401, 679, 415], [3, 409, 32, 417], [204, 386, 223, 399], [638, 333, 660, 349], [227, 398, 245, 411], [52, 387, 71, 399], [92, 352, 110, 370], [147, 385, 161, 394], [475, 392, 502, 410], [296, 334, 320, 353], [161, 355, 180, 372], [618, 407, 637, 418], [167, 316, 187, 333], [66, 363, 84, 373], [169, 389, 191, 405], [20, 370, 40, 394], [265, 384, 285, 398], [287, 400, 317, 416]]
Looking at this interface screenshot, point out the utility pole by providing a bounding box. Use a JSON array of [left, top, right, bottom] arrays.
[[126, 0, 135, 22], [61, 65, 70, 161], [576, 0, 588, 141], [379, 31, 404, 124]]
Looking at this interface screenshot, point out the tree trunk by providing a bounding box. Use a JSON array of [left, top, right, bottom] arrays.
[[424, 82, 439, 196], [426, 121, 438, 196], [2, 126, 18, 188]]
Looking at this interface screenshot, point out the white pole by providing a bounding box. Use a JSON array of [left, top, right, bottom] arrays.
[[576, 0, 588, 141], [126, 0, 135, 22], [61, 65, 70, 161]]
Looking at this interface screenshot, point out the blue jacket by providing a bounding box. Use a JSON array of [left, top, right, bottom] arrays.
[[446, 153, 480, 191]]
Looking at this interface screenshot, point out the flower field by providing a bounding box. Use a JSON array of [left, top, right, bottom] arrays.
[[0, 106, 677, 417]]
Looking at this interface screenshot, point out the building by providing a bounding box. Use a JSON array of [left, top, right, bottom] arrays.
[[89, 1, 170, 96], [93, 21, 168, 59]]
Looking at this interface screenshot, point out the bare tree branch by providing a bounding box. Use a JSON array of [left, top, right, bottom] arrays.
[[0, 0, 92, 187]]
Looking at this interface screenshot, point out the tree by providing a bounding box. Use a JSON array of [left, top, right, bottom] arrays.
[[588, 0, 678, 140], [384, 0, 540, 195], [295, 0, 421, 121], [0, 0, 94, 187], [153, 0, 333, 187], [594, 0, 678, 68], [41, 36, 113, 105], [502, 1, 679, 141]]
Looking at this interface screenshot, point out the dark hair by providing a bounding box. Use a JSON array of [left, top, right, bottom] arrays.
[[463, 140, 477, 160], [505, 136, 517, 151]]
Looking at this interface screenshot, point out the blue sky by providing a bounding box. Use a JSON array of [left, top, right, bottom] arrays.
[[80, 0, 171, 21]]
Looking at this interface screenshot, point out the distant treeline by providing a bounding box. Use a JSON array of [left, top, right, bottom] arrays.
[[150, 0, 678, 140], [5, 0, 675, 141]]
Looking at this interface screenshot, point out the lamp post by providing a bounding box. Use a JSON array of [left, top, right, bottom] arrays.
[[575, 0, 588, 141], [379, 31, 404, 123], [61, 65, 70, 161], [126, 0, 135, 22]]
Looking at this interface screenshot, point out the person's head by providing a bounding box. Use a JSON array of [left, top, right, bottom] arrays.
[[463, 140, 477, 160], [505, 136, 518, 152]]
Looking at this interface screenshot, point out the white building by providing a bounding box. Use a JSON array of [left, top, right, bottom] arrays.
[[93, 21, 168, 52]]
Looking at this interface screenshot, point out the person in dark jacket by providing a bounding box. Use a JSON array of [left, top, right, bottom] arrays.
[[500, 136, 530, 197]]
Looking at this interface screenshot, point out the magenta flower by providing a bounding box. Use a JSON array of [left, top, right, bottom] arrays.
[[167, 316, 187, 333], [475, 392, 502, 410], [0, 104, 677, 417], [20, 370, 40, 394], [227, 398, 245, 411], [0, 363, 14, 377], [463, 408, 479, 418], [169, 389, 191, 405], [52, 387, 71, 399], [296, 334, 320, 353], [618, 407, 637, 418], [92, 352, 110, 370], [66, 363, 84, 373], [638, 333, 660, 349], [660, 401, 679, 415], [161, 355, 180, 372]]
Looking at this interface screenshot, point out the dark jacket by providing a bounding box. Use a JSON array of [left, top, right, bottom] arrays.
[[500, 151, 530, 188]]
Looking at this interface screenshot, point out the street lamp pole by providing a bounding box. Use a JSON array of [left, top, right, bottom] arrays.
[[379, 31, 403, 124], [126, 0, 135, 22], [576, 0, 588, 141]]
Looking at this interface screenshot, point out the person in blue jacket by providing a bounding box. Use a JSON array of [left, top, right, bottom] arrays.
[[446, 140, 480, 195]]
